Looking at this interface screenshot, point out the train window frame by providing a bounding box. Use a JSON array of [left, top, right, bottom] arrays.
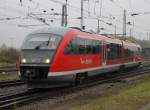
[[107, 43, 122, 60], [64, 36, 101, 55], [123, 45, 136, 59], [125, 49, 133, 58]]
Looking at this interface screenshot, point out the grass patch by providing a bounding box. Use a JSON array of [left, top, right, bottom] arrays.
[[71, 76, 150, 110], [0, 72, 19, 81], [0, 62, 15, 67]]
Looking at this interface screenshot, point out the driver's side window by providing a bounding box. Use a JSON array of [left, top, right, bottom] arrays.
[[64, 38, 77, 54]]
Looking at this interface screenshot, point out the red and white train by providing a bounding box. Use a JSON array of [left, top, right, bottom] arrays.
[[19, 27, 142, 88]]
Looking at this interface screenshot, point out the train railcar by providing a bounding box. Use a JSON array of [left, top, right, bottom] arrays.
[[19, 27, 142, 88]]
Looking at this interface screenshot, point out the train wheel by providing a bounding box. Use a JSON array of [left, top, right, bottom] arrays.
[[120, 65, 125, 71], [75, 72, 87, 85]]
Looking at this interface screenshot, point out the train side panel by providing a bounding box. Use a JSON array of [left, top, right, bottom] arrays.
[[50, 31, 102, 73]]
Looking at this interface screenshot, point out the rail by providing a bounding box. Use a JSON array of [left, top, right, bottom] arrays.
[[0, 62, 150, 109]]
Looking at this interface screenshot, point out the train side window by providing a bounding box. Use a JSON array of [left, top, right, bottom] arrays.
[[77, 38, 86, 54], [107, 43, 122, 60], [92, 40, 101, 54], [134, 47, 142, 55], [64, 37, 101, 55], [125, 49, 133, 58], [86, 39, 93, 54], [138, 47, 142, 55], [64, 38, 77, 54]]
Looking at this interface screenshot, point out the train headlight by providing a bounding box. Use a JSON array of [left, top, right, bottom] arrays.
[[21, 58, 27, 63], [45, 59, 50, 64]]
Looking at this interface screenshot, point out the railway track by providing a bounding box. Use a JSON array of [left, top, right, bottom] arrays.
[[0, 67, 17, 73], [84, 65, 150, 88], [0, 80, 24, 88], [0, 63, 150, 109], [0, 88, 43, 109]]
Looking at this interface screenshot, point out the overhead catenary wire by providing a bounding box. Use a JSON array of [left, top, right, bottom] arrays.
[[0, 0, 109, 31], [37, 0, 150, 37], [0, 0, 149, 39], [128, 0, 134, 13], [48, 0, 121, 29], [0, 0, 118, 28]]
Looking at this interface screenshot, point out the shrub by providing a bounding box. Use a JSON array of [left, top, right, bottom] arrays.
[[0, 46, 20, 64]]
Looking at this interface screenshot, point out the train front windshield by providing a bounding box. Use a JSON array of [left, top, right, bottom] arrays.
[[21, 33, 62, 64], [22, 33, 61, 50]]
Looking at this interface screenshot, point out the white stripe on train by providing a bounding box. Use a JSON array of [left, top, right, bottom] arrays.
[[48, 61, 141, 76]]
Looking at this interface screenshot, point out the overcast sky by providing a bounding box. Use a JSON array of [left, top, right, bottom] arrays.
[[0, 0, 150, 48]]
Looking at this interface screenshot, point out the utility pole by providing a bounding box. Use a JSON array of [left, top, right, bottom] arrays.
[[97, 19, 100, 33], [130, 28, 132, 38], [132, 16, 135, 38], [61, 3, 67, 27], [81, 0, 84, 29], [114, 25, 117, 37], [123, 9, 126, 40], [61, 5, 65, 27], [147, 32, 149, 40], [65, 0, 68, 27], [97, 0, 103, 33]]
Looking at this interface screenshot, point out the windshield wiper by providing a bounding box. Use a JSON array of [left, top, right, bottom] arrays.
[[46, 37, 51, 46], [34, 40, 49, 50]]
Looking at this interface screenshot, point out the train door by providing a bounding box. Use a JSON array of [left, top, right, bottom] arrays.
[[102, 42, 106, 66]]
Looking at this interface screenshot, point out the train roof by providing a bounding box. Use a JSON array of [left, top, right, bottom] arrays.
[[28, 27, 141, 48], [96, 35, 122, 45], [123, 40, 142, 49], [29, 27, 72, 36]]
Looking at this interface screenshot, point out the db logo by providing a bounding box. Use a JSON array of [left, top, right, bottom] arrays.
[[80, 58, 93, 64]]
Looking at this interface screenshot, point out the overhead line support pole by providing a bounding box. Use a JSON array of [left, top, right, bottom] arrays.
[[61, 4, 67, 27], [97, 0, 103, 33], [65, 0, 68, 27], [123, 9, 127, 40], [81, 0, 84, 29]]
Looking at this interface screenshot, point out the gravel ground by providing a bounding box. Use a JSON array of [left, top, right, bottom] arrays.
[[140, 103, 150, 110], [0, 85, 28, 96], [16, 73, 150, 110]]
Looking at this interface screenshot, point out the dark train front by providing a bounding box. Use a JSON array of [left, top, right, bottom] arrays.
[[19, 27, 72, 88]]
